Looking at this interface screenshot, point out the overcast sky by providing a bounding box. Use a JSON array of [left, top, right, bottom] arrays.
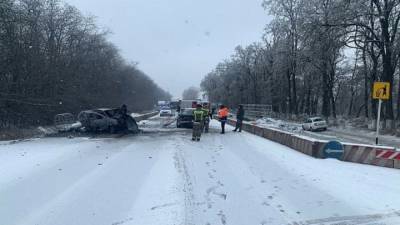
[[65, 0, 271, 97]]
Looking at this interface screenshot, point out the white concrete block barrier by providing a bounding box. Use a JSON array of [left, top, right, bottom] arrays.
[[341, 144, 396, 168], [227, 119, 399, 169], [375, 148, 400, 169], [228, 119, 325, 158], [290, 135, 327, 158]]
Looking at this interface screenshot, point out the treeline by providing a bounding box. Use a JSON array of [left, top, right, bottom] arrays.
[[201, 0, 400, 130], [0, 0, 170, 128]]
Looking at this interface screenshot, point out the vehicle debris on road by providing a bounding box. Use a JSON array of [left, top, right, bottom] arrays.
[[54, 105, 139, 135]]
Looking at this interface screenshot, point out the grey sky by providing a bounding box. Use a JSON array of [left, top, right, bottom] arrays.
[[65, 0, 270, 97]]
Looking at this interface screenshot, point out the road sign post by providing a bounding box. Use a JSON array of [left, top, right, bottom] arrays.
[[373, 82, 390, 145], [376, 99, 382, 145]]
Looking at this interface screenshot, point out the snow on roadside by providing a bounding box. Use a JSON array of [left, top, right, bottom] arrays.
[[251, 117, 400, 150], [0, 137, 101, 190], [254, 117, 302, 132], [131, 113, 141, 118]]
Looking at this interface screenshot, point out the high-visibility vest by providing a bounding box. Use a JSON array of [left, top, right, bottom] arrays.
[[218, 108, 229, 118], [193, 109, 205, 122], [202, 108, 209, 115]]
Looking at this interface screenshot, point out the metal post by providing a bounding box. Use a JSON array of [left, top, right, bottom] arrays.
[[376, 99, 382, 145]]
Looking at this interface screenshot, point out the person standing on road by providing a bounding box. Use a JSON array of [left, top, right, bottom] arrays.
[[218, 105, 229, 134], [120, 104, 128, 115], [202, 103, 211, 133], [177, 100, 181, 113], [233, 104, 244, 132], [115, 104, 129, 132], [192, 104, 205, 141]]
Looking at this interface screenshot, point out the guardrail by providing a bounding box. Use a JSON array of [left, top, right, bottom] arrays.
[[227, 119, 399, 169]]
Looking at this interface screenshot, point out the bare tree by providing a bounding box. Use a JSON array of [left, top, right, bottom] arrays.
[[182, 87, 200, 100], [0, 0, 171, 129]]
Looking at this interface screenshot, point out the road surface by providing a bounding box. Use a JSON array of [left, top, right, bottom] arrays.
[[1, 117, 400, 225]]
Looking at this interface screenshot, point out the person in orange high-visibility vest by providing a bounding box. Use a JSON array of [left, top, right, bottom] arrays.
[[218, 105, 229, 134]]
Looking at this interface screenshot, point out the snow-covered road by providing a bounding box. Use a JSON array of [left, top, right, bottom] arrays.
[[1, 119, 400, 225]]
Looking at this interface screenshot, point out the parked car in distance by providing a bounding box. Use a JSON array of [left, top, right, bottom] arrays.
[[160, 107, 173, 117], [177, 108, 195, 128], [302, 117, 327, 131]]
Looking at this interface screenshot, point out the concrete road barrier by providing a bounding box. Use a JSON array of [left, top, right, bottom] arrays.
[[342, 144, 395, 168], [227, 120, 236, 126], [227, 119, 399, 170], [376, 149, 400, 160], [375, 148, 400, 168], [282, 132, 293, 148], [254, 126, 264, 136], [291, 135, 315, 157], [262, 127, 272, 140], [395, 160, 400, 169], [290, 135, 310, 155], [313, 141, 328, 159], [244, 123, 255, 134]]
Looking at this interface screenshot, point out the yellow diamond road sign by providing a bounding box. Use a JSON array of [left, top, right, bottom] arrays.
[[373, 82, 390, 100]]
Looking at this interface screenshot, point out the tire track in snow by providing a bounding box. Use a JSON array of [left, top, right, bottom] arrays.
[[173, 134, 196, 225], [175, 131, 232, 225], [289, 210, 400, 225]]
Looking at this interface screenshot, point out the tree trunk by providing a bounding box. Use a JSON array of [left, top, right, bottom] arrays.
[[348, 88, 354, 116], [397, 74, 400, 120], [291, 71, 297, 114], [362, 46, 369, 118], [286, 69, 292, 114], [305, 87, 311, 115], [370, 59, 378, 118], [322, 61, 330, 118], [330, 88, 337, 119], [382, 53, 394, 120]]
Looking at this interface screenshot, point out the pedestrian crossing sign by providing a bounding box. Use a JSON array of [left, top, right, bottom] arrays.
[[373, 82, 390, 100]]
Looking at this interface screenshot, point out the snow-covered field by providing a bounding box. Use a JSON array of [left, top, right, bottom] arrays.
[[1, 118, 400, 225]]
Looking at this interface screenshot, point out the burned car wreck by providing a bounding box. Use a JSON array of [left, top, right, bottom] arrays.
[[77, 107, 139, 134]]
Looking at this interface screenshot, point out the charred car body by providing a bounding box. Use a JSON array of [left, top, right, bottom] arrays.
[[78, 107, 139, 133]]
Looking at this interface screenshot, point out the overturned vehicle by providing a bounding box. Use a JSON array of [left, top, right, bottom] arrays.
[[77, 108, 139, 134]]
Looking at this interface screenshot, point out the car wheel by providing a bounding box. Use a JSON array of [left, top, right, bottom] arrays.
[[322, 127, 327, 131], [310, 126, 314, 132], [302, 125, 306, 130]]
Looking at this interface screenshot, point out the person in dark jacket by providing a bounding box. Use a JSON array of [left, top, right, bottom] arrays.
[[120, 104, 128, 114], [233, 104, 244, 132]]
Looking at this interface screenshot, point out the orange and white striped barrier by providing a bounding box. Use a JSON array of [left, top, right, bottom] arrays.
[[376, 149, 400, 160], [227, 119, 399, 169]]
